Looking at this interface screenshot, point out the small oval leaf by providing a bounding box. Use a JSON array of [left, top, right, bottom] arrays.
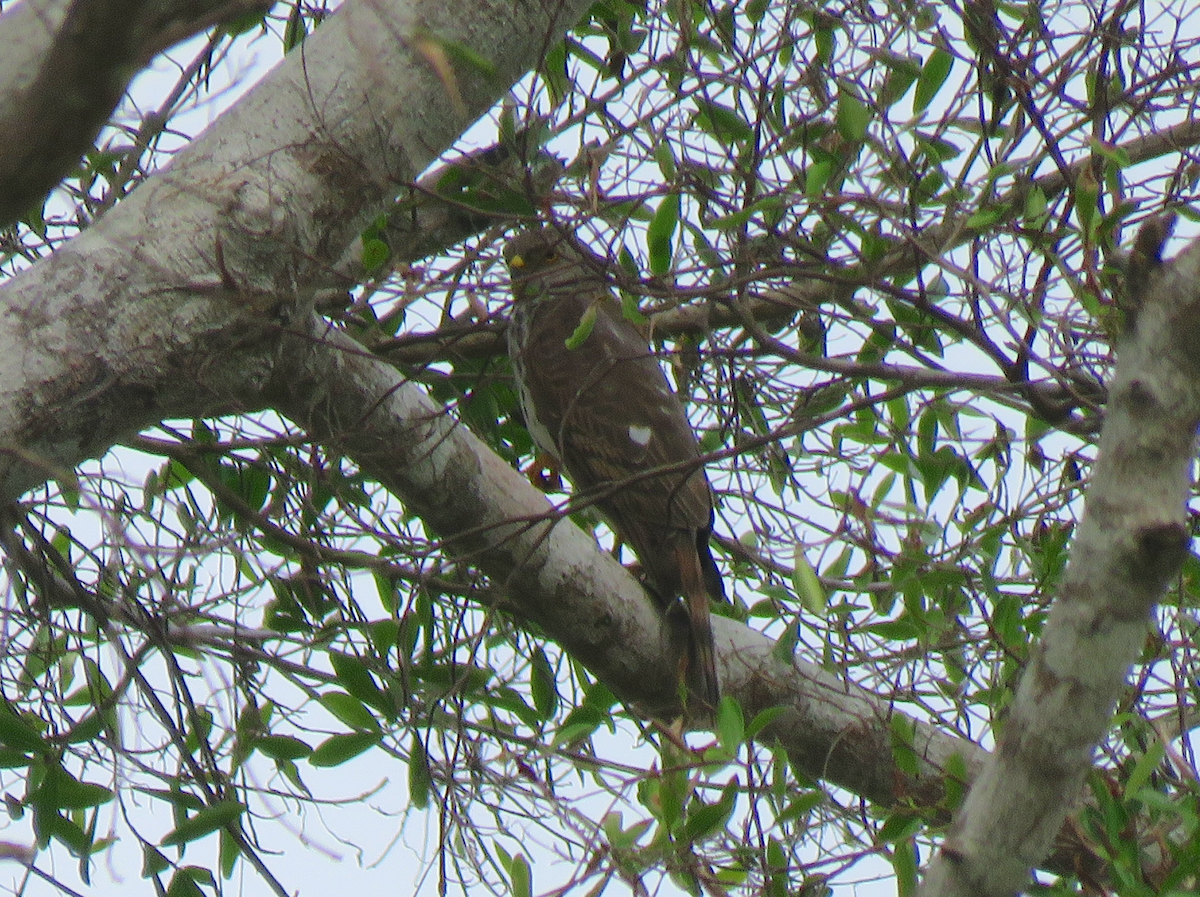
[[318, 691, 379, 732], [564, 304, 598, 350], [792, 547, 827, 617], [913, 47, 953, 115], [529, 647, 558, 720], [308, 732, 381, 768], [409, 735, 432, 810], [161, 801, 245, 847], [255, 735, 313, 761], [647, 193, 680, 276]]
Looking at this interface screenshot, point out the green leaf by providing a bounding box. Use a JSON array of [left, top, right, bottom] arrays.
[[809, 16, 834, 64], [602, 811, 653, 850], [39, 765, 113, 810], [552, 702, 604, 746], [620, 290, 649, 326], [776, 789, 823, 823], [412, 662, 492, 692], [36, 808, 91, 856], [564, 304, 598, 350], [218, 6, 268, 36], [0, 705, 46, 754], [914, 131, 961, 163], [165, 866, 215, 897], [654, 765, 690, 829], [142, 844, 170, 878], [745, 706, 787, 740], [943, 751, 969, 811], [440, 37, 498, 78], [183, 707, 214, 756], [552, 720, 599, 748], [679, 777, 738, 844], [891, 836, 919, 897], [582, 678, 617, 713], [877, 52, 921, 107], [653, 141, 676, 179], [792, 547, 827, 617], [219, 826, 240, 879], [0, 747, 34, 767], [878, 810, 923, 843], [373, 570, 400, 616], [836, 90, 870, 142], [219, 462, 270, 514], [282, 2, 307, 52], [529, 647, 558, 720], [57, 475, 81, 512], [913, 47, 953, 115], [142, 787, 204, 813], [160, 800, 246, 847], [1023, 185, 1049, 226], [694, 100, 754, 144], [715, 696, 744, 754], [1124, 736, 1167, 799], [888, 714, 919, 777], [771, 623, 799, 663], [1074, 165, 1100, 232], [308, 731, 381, 767], [507, 853, 532, 897], [541, 39, 570, 106], [330, 653, 389, 716], [361, 237, 390, 272], [277, 758, 307, 792], [647, 192, 680, 276], [966, 206, 1003, 231], [254, 735, 313, 761], [864, 618, 921, 641], [50, 527, 73, 562], [317, 691, 379, 732], [804, 159, 833, 200], [408, 734, 432, 810]]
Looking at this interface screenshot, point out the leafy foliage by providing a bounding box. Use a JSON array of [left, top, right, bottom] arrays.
[[3, 0, 1200, 895]]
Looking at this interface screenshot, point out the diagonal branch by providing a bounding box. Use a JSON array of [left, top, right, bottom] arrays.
[[0, 0, 593, 501], [268, 321, 985, 806], [0, 0, 276, 229], [920, 217, 1198, 897]]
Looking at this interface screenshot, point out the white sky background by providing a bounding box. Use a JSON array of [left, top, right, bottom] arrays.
[[3, 2, 1200, 896]]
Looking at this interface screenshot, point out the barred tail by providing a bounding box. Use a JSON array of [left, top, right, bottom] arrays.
[[677, 543, 721, 710]]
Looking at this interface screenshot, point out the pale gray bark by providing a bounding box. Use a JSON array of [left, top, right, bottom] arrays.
[[0, 0, 990, 818], [268, 323, 983, 807], [0, 0, 577, 500], [0, 0, 1192, 890], [919, 219, 1196, 897], [0, 0, 275, 228]]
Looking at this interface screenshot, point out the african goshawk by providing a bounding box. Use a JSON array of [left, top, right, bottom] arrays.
[[505, 228, 724, 709]]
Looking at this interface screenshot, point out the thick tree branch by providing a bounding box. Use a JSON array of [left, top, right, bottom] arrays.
[[0, 0, 592, 501], [268, 322, 985, 806], [0, 0, 276, 229], [920, 217, 1198, 897], [0, 0, 1184, 889]]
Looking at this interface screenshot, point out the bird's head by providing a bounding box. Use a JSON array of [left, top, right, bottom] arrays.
[[505, 228, 605, 305], [504, 230, 566, 282]]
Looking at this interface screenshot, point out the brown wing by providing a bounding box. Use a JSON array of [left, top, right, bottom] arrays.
[[508, 231, 723, 709], [515, 275, 713, 592]]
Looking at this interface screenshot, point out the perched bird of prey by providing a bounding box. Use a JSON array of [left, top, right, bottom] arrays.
[[504, 228, 724, 709]]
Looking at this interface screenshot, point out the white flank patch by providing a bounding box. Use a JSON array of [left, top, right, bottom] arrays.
[[628, 424, 653, 447]]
